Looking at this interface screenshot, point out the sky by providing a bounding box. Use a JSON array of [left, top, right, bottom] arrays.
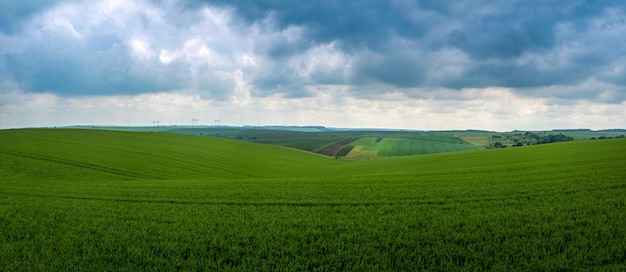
[[1, 0, 625, 131]]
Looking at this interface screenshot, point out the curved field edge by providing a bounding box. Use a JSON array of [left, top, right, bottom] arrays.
[[1, 129, 625, 270]]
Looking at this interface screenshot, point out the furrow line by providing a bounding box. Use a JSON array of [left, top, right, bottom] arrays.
[[0, 150, 153, 179], [2, 184, 623, 208]]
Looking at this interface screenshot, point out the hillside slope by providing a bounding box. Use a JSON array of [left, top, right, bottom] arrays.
[[1, 129, 625, 270], [0, 128, 339, 181], [1, 128, 625, 183]]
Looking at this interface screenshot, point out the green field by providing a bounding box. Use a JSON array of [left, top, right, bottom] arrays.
[[167, 128, 482, 157], [1, 129, 625, 270], [68, 126, 625, 158], [344, 136, 478, 159]]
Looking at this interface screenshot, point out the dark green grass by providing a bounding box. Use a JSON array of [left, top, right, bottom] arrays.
[[253, 138, 342, 152], [334, 145, 354, 156], [1, 129, 625, 271]]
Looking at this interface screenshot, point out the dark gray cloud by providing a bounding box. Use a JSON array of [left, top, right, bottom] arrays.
[[0, 0, 75, 33], [252, 64, 312, 98], [349, 51, 426, 88], [192, 0, 625, 98], [2, 28, 183, 96], [446, 16, 556, 60], [1, 0, 625, 103], [197, 0, 436, 51]]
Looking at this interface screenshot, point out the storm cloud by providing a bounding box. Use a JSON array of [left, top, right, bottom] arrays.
[[0, 0, 625, 129]]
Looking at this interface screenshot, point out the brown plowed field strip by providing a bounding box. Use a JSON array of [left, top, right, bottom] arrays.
[[316, 137, 360, 156]]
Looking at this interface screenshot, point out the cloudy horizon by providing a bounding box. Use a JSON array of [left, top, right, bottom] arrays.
[[1, 0, 625, 131]]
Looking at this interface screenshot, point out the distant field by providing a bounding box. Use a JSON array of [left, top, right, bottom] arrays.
[[164, 128, 483, 157], [344, 136, 478, 159], [247, 130, 481, 158], [68, 126, 625, 158], [3, 129, 624, 270]]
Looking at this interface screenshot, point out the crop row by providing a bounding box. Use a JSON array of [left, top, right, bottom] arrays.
[[2, 181, 623, 271]]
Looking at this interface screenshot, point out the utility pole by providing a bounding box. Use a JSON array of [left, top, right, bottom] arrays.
[[192, 118, 198, 126], [214, 120, 220, 127]]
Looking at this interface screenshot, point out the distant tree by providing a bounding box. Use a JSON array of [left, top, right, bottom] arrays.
[[494, 142, 503, 148], [541, 134, 574, 143]]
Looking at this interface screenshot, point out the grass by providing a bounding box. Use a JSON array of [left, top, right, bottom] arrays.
[[344, 136, 479, 158], [1, 128, 625, 271]]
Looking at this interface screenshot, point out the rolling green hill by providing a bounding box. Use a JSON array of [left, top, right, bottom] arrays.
[[1, 129, 625, 271], [0, 128, 337, 181]]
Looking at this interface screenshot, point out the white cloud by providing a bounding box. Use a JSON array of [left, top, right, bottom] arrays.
[[230, 70, 252, 106], [129, 39, 154, 59], [159, 49, 176, 64], [289, 41, 350, 84], [3, 87, 625, 131]]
